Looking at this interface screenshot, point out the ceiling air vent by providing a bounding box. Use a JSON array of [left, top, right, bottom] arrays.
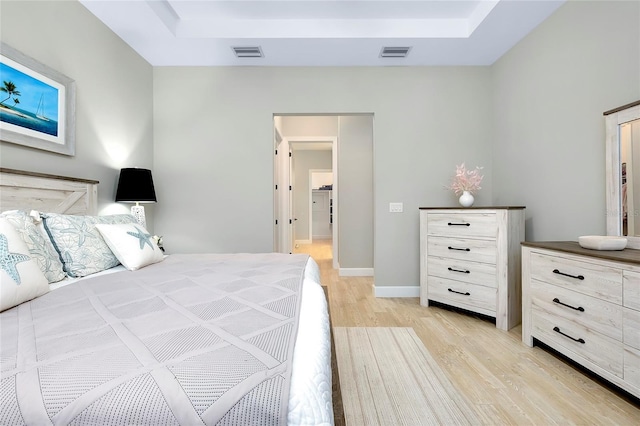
[[232, 46, 263, 58], [380, 46, 411, 58]]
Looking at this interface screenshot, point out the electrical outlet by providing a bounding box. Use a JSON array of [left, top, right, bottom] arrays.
[[389, 202, 403, 213]]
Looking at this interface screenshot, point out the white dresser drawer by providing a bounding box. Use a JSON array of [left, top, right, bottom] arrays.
[[522, 243, 640, 398], [530, 252, 622, 304], [623, 307, 640, 350], [421, 207, 524, 331], [427, 236, 496, 265], [426, 213, 497, 239], [531, 311, 624, 378], [531, 280, 622, 341], [624, 346, 640, 389], [427, 256, 497, 288], [623, 270, 640, 310], [427, 276, 496, 315]]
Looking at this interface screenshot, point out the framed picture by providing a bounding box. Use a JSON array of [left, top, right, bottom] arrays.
[[0, 42, 75, 156]]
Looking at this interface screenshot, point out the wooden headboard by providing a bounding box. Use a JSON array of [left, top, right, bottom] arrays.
[[0, 168, 99, 215]]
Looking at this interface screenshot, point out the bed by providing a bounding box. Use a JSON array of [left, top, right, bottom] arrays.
[[0, 168, 334, 426]]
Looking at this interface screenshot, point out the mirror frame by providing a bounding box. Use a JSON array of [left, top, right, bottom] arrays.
[[605, 100, 640, 250]]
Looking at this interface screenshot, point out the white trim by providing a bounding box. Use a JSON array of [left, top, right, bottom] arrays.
[[331, 133, 339, 270], [374, 286, 420, 298], [605, 103, 640, 249], [295, 239, 311, 245], [339, 268, 374, 277]]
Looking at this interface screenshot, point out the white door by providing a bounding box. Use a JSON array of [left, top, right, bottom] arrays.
[[273, 137, 280, 252], [288, 147, 294, 253]]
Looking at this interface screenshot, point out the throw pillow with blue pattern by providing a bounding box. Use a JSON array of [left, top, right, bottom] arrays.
[[95, 223, 164, 270], [0, 218, 49, 312], [0, 210, 66, 283], [42, 213, 137, 277]]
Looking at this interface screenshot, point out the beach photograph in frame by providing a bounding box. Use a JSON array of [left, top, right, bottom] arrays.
[[0, 42, 75, 156]]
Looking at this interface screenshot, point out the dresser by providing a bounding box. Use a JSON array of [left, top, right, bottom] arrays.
[[419, 207, 526, 330], [522, 242, 640, 398]]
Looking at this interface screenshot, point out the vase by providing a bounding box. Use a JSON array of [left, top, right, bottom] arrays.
[[458, 190, 474, 207]]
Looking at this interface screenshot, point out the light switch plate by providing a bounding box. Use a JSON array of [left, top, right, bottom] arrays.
[[389, 202, 403, 213]]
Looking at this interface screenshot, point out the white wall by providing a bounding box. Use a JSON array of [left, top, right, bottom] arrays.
[[312, 172, 333, 189], [280, 115, 338, 137], [492, 0, 640, 241], [0, 0, 155, 228]]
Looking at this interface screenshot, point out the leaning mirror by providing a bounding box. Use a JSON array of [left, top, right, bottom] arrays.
[[605, 100, 640, 249]]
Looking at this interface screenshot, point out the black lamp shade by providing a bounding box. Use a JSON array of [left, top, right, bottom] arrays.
[[115, 168, 157, 203]]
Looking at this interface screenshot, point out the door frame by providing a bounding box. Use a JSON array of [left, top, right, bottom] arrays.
[[276, 136, 338, 268]]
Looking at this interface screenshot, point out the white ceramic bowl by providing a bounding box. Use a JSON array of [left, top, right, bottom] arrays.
[[578, 235, 627, 251]]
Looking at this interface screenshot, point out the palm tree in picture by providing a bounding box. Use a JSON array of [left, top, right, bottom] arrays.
[[0, 81, 21, 107], [12, 98, 20, 108]]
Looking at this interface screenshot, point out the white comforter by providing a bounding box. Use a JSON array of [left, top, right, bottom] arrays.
[[49, 256, 334, 426]]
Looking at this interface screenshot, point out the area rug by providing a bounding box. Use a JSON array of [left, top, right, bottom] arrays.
[[333, 327, 480, 425], [322, 285, 345, 426]]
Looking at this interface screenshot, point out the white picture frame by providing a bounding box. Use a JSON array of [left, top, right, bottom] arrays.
[[0, 42, 76, 156]]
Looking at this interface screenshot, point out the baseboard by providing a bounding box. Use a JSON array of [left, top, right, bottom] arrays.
[[338, 268, 374, 277], [374, 286, 420, 298], [295, 239, 311, 245]]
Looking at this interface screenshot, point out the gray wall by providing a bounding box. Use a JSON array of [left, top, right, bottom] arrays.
[[292, 149, 332, 242], [339, 115, 374, 269], [153, 66, 492, 290], [0, 0, 155, 229], [492, 0, 640, 242]]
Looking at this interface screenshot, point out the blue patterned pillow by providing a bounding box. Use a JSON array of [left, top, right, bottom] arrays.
[[0, 210, 66, 283], [42, 213, 137, 278]]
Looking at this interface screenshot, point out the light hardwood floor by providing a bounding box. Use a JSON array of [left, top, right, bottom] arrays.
[[295, 240, 640, 425]]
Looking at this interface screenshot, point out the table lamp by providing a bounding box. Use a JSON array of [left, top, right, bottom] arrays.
[[115, 168, 156, 228]]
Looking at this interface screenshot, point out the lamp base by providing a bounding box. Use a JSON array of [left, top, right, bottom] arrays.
[[130, 205, 146, 228]]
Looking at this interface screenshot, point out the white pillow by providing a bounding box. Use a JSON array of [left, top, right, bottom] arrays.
[[95, 223, 164, 271], [0, 218, 49, 312]]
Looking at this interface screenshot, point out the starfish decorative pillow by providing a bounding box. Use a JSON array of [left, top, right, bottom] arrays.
[[95, 223, 165, 270], [0, 218, 49, 312]]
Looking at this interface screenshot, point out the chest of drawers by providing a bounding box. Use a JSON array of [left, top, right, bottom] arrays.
[[522, 242, 640, 398], [419, 207, 525, 330]]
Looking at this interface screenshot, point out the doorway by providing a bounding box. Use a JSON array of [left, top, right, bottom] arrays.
[[274, 134, 338, 269], [273, 114, 374, 276]]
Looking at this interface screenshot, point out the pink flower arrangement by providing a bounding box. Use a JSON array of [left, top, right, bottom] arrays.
[[446, 163, 484, 195]]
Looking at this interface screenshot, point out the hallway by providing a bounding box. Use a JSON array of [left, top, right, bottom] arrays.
[[294, 238, 332, 269]]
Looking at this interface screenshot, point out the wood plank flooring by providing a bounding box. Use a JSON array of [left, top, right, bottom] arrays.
[[295, 240, 640, 425]]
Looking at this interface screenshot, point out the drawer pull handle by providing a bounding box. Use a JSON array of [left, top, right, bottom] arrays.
[[448, 246, 470, 252], [553, 326, 585, 344], [448, 222, 470, 227], [448, 267, 470, 274], [552, 298, 585, 312], [552, 269, 585, 280], [448, 288, 471, 296]]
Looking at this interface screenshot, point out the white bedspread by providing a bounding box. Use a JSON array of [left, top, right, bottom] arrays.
[[47, 256, 334, 426]]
